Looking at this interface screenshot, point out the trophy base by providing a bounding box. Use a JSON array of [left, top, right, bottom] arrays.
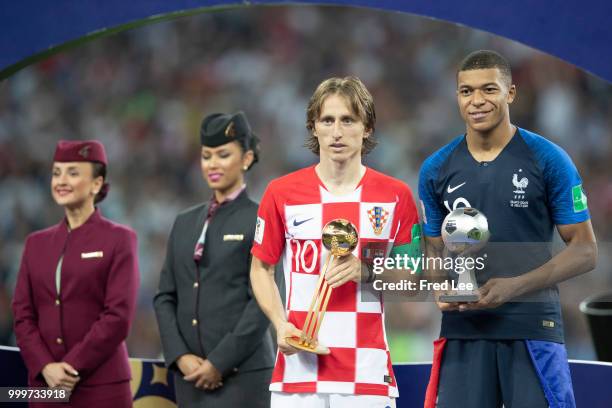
[[286, 337, 331, 355], [438, 293, 479, 303]]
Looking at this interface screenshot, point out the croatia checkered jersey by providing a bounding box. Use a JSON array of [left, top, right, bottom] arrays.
[[251, 165, 419, 397]]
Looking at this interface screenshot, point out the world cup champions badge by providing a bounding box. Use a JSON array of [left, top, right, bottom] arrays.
[[368, 206, 389, 236]]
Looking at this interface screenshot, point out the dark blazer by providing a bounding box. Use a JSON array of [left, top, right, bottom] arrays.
[[11, 209, 139, 386], [154, 190, 274, 377]]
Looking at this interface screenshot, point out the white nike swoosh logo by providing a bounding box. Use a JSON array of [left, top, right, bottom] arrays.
[[447, 182, 466, 193]]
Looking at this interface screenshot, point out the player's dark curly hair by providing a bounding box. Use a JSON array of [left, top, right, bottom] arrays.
[[458, 50, 512, 86], [305, 76, 377, 156]]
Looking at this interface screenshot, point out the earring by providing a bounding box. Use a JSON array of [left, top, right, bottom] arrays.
[[243, 166, 248, 171]]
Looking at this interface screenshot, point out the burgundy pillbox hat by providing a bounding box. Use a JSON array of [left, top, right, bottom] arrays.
[[53, 140, 108, 166]]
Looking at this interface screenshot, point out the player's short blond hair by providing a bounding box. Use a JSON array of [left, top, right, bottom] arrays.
[[305, 76, 377, 156]]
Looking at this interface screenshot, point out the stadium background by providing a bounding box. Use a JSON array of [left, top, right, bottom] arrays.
[[0, 5, 611, 363]]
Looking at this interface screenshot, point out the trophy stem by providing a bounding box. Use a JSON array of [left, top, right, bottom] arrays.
[[300, 255, 335, 346], [457, 264, 476, 294], [311, 280, 333, 341], [438, 263, 479, 303]]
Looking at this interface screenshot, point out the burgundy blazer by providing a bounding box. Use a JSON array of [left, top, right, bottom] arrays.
[[12, 209, 139, 386]]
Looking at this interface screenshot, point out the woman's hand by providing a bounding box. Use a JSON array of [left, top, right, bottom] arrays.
[[42, 362, 79, 390], [177, 354, 204, 376], [183, 359, 223, 390]]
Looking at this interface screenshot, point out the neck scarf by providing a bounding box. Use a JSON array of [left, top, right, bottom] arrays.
[[193, 185, 246, 262]]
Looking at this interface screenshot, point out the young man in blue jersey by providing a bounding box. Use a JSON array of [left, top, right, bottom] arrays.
[[419, 50, 597, 408]]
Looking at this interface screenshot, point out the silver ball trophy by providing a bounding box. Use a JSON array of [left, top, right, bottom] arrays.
[[438, 207, 490, 303]]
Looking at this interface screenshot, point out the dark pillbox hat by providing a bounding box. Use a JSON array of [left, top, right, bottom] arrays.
[[200, 111, 253, 147], [53, 140, 108, 166]]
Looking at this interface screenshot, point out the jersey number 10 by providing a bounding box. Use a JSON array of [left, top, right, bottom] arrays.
[[444, 197, 472, 212], [291, 239, 318, 274]]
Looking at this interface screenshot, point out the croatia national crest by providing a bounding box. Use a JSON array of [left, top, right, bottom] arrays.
[[367, 206, 389, 236]]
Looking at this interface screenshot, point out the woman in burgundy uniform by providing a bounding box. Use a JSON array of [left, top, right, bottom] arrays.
[[12, 140, 139, 407]]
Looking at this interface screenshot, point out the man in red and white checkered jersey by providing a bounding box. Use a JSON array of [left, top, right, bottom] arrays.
[[250, 76, 420, 408]]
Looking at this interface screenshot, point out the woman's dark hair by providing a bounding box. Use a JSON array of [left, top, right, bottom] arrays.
[[237, 133, 261, 171], [91, 162, 109, 204]]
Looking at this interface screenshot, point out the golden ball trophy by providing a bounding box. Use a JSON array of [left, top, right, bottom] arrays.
[[286, 219, 359, 355]]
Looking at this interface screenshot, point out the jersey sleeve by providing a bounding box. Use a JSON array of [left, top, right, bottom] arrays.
[[392, 185, 420, 246], [251, 182, 286, 265], [540, 142, 591, 225], [389, 186, 422, 272], [418, 157, 445, 236]]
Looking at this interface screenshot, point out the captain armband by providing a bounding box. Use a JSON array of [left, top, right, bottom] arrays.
[[387, 223, 423, 274]]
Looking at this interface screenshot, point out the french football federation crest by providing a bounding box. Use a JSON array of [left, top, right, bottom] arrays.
[[510, 169, 530, 208], [512, 170, 529, 194], [367, 206, 389, 236]]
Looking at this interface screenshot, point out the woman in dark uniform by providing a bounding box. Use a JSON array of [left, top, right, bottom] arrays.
[[154, 111, 274, 408], [12, 140, 140, 407]]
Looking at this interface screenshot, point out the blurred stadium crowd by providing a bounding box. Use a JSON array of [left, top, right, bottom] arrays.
[[1, 6, 611, 361]]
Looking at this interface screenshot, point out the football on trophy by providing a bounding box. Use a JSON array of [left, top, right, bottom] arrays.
[[441, 207, 490, 253]]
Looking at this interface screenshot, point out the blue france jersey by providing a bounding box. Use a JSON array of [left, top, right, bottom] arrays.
[[419, 128, 590, 342]]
